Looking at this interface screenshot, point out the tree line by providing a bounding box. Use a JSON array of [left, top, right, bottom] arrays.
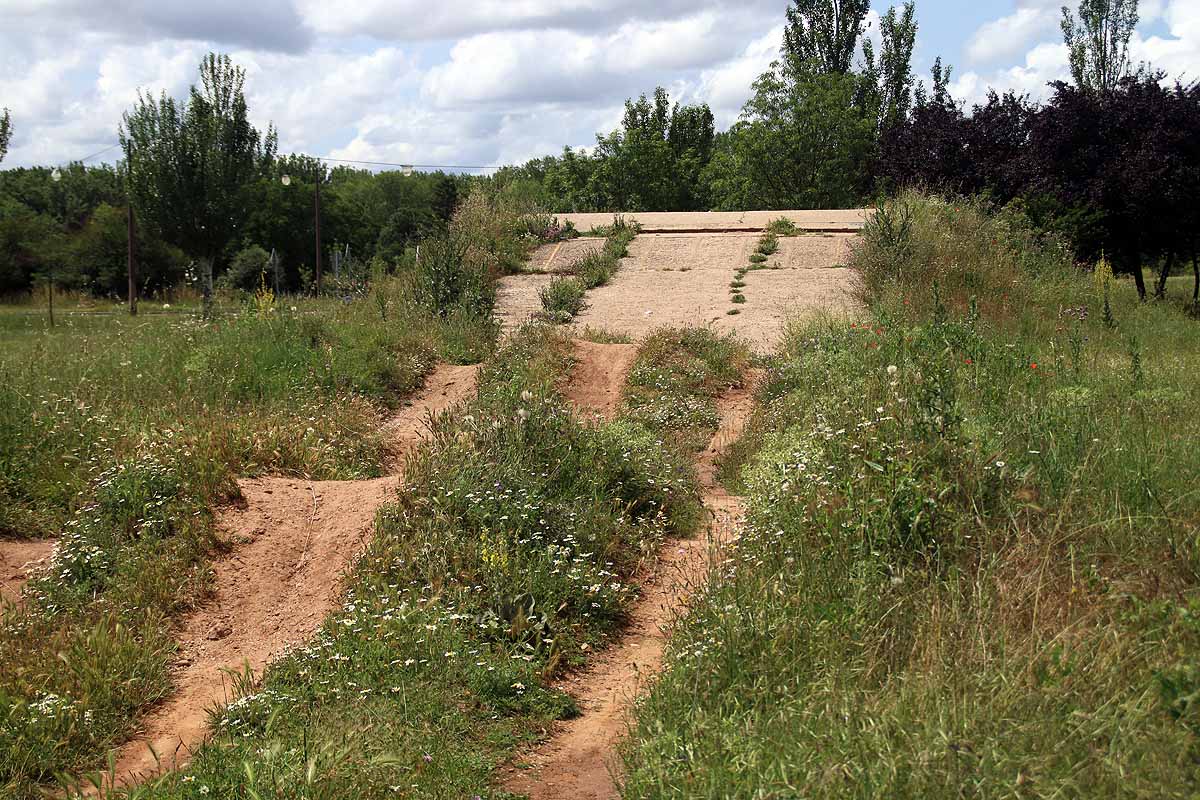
[[1, 0, 1194, 301]]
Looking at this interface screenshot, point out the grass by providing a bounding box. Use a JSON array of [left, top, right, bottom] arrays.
[[622, 328, 750, 453], [622, 192, 1200, 798], [540, 225, 638, 324], [0, 192, 532, 798], [766, 217, 799, 236], [538, 277, 587, 322], [83, 324, 707, 798]]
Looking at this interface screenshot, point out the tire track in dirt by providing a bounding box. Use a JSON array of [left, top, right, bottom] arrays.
[[505, 367, 760, 800], [0, 539, 56, 607], [97, 363, 479, 789]]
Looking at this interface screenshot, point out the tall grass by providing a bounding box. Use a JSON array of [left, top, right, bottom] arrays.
[[622, 193, 1200, 798], [0, 190, 527, 796], [103, 325, 705, 798]]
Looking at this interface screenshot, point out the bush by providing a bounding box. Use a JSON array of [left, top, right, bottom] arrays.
[[219, 245, 272, 292], [539, 277, 587, 322]]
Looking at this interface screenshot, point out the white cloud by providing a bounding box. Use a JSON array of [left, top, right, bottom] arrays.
[[692, 24, 782, 125], [966, 7, 1059, 65]]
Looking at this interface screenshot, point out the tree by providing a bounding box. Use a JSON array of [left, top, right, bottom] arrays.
[[861, 2, 918, 135], [711, 70, 875, 209], [432, 175, 460, 222], [120, 54, 276, 286], [782, 0, 871, 76], [0, 108, 10, 164], [1061, 0, 1139, 92]]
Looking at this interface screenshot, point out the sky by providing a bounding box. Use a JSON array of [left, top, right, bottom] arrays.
[[1, 0, 1198, 171]]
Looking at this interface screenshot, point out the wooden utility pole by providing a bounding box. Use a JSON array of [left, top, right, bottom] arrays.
[[314, 177, 322, 295], [127, 203, 138, 316]]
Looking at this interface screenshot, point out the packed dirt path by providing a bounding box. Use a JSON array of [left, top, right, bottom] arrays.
[[505, 369, 759, 800], [98, 363, 479, 789], [0, 539, 56, 605], [562, 340, 639, 420]]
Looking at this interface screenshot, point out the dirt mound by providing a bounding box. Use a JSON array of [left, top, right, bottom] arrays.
[[562, 340, 639, 421], [505, 374, 759, 800], [96, 363, 479, 789], [0, 539, 56, 606]]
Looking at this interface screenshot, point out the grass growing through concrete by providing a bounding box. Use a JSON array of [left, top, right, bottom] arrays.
[[623, 193, 1200, 798], [100, 324, 704, 798], [540, 224, 637, 324]]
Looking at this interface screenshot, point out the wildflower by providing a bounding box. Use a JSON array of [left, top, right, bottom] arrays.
[[886, 365, 897, 376], [517, 408, 529, 422], [290, 305, 298, 312], [964, 358, 973, 365], [995, 460, 1006, 468], [422, 754, 433, 763], [521, 390, 533, 402], [162, 303, 171, 309], [1030, 362, 1038, 370]]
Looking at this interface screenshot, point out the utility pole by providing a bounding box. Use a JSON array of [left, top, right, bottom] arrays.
[[314, 176, 322, 295], [127, 203, 138, 316]]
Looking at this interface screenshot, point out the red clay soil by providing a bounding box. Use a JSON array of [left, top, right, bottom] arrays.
[[562, 340, 639, 421], [0, 539, 56, 606], [98, 363, 479, 788], [505, 372, 760, 800]]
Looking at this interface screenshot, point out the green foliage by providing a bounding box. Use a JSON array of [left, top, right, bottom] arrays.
[[0, 107, 10, 164], [539, 277, 587, 321], [1062, 0, 1139, 92], [623, 193, 1200, 799], [781, 0, 871, 77], [121, 53, 277, 264], [219, 245, 271, 292], [113, 325, 703, 799], [707, 72, 877, 210]]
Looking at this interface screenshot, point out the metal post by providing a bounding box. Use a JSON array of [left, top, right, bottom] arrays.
[[314, 176, 322, 295], [127, 203, 138, 316]]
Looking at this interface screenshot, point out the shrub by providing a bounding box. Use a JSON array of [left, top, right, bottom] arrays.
[[766, 217, 799, 236], [539, 277, 587, 322], [748, 253, 768, 264], [219, 245, 271, 292]]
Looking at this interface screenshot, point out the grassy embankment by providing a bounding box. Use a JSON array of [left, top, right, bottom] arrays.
[[0, 192, 526, 797], [105, 324, 749, 799], [623, 191, 1200, 798]]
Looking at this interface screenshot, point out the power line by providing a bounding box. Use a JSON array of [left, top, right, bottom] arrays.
[[299, 154, 499, 172], [72, 142, 121, 164], [50, 142, 499, 174]]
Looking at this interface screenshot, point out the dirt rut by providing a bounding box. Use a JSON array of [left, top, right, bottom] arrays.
[[100, 363, 479, 787], [562, 340, 639, 420], [0, 539, 56, 606], [505, 372, 759, 800]]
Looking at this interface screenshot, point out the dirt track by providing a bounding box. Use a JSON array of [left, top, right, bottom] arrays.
[[101, 363, 479, 788], [506, 365, 758, 800], [0, 539, 55, 605]]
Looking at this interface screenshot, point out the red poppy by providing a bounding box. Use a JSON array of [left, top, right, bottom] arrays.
[[1030, 362, 1038, 370], [964, 358, 973, 365]]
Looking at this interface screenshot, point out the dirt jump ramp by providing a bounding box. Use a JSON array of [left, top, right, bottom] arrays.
[[96, 363, 479, 789]]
